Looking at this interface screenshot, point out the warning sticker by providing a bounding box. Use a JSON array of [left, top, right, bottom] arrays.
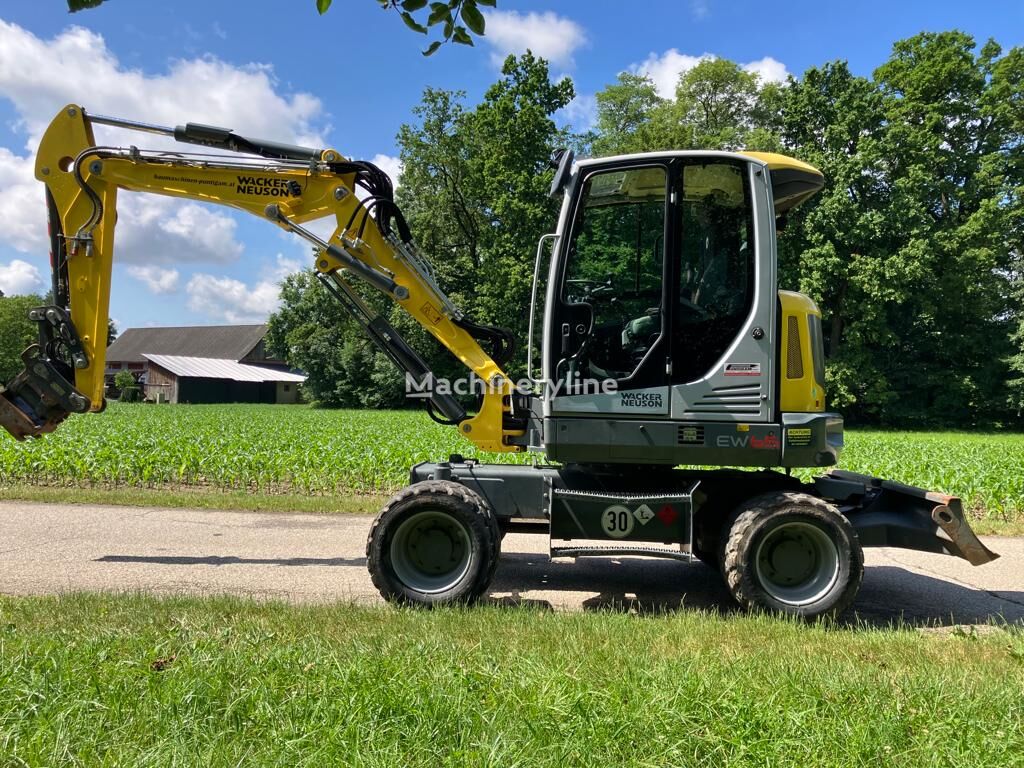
[[633, 504, 655, 525], [787, 427, 812, 446], [657, 504, 678, 525], [725, 363, 761, 377], [421, 303, 442, 325]]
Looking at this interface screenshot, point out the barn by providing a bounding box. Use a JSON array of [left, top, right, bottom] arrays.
[[105, 324, 305, 404]]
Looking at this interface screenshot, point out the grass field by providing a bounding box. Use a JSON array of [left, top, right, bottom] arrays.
[[0, 594, 1021, 767], [0, 403, 1022, 527]]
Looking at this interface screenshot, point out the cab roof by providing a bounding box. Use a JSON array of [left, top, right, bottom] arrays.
[[739, 151, 825, 214], [574, 150, 825, 215]]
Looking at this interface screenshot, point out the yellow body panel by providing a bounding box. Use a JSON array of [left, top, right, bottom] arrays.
[[34, 105, 521, 452], [778, 290, 825, 413], [739, 151, 825, 214], [739, 151, 822, 177]]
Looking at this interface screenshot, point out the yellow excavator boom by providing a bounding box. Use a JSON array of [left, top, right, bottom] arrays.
[[0, 105, 525, 451]]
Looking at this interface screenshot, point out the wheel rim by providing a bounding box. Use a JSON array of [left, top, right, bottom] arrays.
[[389, 510, 472, 594], [753, 521, 840, 606]]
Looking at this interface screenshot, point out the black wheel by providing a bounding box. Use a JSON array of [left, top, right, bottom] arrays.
[[367, 480, 500, 606], [720, 491, 863, 619], [691, 545, 719, 569]]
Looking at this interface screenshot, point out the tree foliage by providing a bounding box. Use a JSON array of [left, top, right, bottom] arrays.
[[582, 34, 1024, 427], [270, 33, 1023, 427], [270, 53, 572, 406], [67, 0, 495, 55], [0, 295, 43, 384]]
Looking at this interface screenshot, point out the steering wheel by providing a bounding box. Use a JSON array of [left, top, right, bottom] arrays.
[[566, 278, 613, 301]]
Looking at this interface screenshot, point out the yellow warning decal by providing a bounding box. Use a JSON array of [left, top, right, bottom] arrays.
[[787, 427, 812, 446], [421, 302, 442, 325]]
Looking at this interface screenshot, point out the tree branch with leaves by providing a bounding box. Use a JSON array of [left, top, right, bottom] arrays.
[[68, 0, 495, 56]]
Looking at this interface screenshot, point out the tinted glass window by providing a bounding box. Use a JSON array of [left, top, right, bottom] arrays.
[[560, 166, 667, 383], [674, 162, 754, 382]]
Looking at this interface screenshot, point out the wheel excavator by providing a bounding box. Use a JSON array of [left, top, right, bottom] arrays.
[[0, 105, 998, 617]]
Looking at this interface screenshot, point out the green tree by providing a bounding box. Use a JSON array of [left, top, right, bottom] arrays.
[[592, 59, 783, 156], [780, 34, 1023, 426], [775, 60, 889, 414], [0, 295, 43, 383], [457, 53, 574, 354], [266, 270, 406, 408], [268, 53, 572, 403], [591, 73, 663, 156], [394, 51, 572, 380], [1009, 250, 1024, 415], [113, 369, 140, 402]]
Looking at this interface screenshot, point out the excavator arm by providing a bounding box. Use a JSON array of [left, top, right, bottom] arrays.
[[0, 105, 525, 452]]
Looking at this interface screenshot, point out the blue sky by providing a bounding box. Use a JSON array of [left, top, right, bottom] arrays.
[[0, 1, 1020, 330]]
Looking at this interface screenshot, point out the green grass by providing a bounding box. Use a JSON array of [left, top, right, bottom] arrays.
[[0, 403, 1021, 528], [0, 594, 1021, 767]]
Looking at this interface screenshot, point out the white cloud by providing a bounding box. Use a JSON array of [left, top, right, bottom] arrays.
[[184, 254, 304, 324], [0, 21, 325, 151], [270, 253, 305, 280], [0, 20, 330, 281], [0, 147, 42, 253], [125, 265, 180, 295], [371, 153, 402, 188], [558, 93, 598, 131], [483, 11, 587, 69], [0, 259, 44, 296], [691, 0, 710, 19], [743, 56, 790, 85], [633, 50, 714, 99], [632, 49, 790, 98], [186, 273, 282, 324], [116, 198, 244, 265]]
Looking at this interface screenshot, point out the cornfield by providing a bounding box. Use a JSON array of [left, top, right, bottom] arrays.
[[0, 403, 1020, 521]]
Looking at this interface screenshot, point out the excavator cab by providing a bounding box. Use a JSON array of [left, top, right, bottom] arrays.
[[531, 150, 835, 468]]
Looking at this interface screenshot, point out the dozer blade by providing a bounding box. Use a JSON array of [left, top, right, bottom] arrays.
[[820, 470, 998, 566]]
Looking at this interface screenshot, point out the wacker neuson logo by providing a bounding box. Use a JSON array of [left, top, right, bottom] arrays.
[[619, 391, 663, 408], [235, 175, 300, 197]]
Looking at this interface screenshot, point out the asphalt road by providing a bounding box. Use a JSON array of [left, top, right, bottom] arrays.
[[1, 500, 1022, 626]]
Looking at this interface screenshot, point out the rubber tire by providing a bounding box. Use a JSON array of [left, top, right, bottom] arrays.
[[691, 546, 719, 570], [719, 491, 863, 619], [367, 480, 501, 606]]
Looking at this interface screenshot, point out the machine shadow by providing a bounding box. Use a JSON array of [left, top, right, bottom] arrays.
[[487, 552, 732, 614], [488, 552, 1024, 628], [96, 554, 366, 567]]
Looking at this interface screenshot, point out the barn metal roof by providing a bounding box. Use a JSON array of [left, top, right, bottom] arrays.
[[142, 355, 306, 383], [107, 325, 269, 363]]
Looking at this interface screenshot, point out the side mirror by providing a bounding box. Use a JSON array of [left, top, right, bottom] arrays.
[[548, 148, 574, 199]]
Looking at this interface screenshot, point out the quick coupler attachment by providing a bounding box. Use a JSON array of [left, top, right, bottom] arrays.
[[0, 345, 90, 440]]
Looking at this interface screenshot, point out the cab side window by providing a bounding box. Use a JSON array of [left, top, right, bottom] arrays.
[[560, 166, 667, 385], [674, 162, 754, 383]]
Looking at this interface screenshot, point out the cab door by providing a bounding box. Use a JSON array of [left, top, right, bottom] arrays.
[[669, 159, 775, 421], [546, 162, 673, 417]]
